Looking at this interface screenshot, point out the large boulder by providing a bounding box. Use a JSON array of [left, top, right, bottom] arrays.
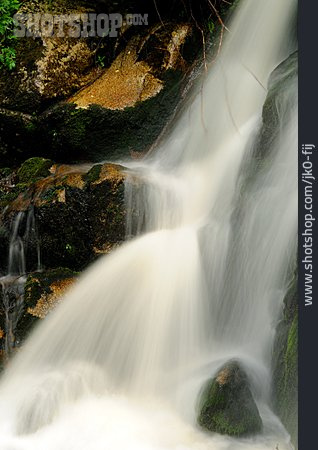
[[198, 360, 262, 437], [16, 157, 54, 184], [0, 162, 128, 272], [36, 69, 185, 164]]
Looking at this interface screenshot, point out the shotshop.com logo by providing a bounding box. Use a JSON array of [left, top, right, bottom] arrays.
[[13, 13, 149, 38]]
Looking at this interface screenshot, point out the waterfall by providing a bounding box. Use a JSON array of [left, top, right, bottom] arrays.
[[7, 207, 41, 277], [0, 207, 42, 356], [0, 0, 297, 449]]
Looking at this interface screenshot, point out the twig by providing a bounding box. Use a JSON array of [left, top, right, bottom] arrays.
[[152, 0, 165, 27], [220, 62, 241, 135], [208, 25, 224, 67], [241, 61, 267, 91], [207, 0, 230, 32]]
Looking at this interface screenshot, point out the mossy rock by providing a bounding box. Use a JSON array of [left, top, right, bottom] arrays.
[[83, 164, 103, 185], [0, 69, 184, 166], [198, 360, 262, 437], [33, 163, 126, 269], [0, 109, 40, 168], [258, 51, 297, 161], [37, 69, 184, 163], [24, 267, 78, 309], [17, 157, 54, 184], [238, 51, 297, 196], [36, 186, 93, 270], [0, 163, 127, 273], [272, 271, 298, 447]]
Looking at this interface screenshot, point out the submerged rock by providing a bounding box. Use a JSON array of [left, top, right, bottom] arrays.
[[258, 51, 297, 160], [198, 360, 262, 437], [243, 51, 298, 447]]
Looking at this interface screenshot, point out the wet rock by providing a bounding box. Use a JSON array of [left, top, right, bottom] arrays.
[[85, 163, 126, 254], [0, 162, 128, 272], [258, 51, 297, 160], [272, 271, 298, 448], [38, 69, 184, 163], [0, 224, 9, 275], [15, 268, 77, 346], [238, 51, 297, 198], [0, 275, 26, 351], [17, 157, 54, 184], [0, 72, 184, 166], [69, 23, 191, 110], [198, 360, 262, 437], [0, 267, 77, 366], [0, 1, 98, 115], [0, 0, 196, 166], [36, 185, 93, 270]]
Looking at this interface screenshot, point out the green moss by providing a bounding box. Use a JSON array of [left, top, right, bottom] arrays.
[[272, 274, 298, 448], [198, 361, 262, 437], [0, 182, 28, 207], [25, 122, 37, 133], [36, 69, 184, 163], [39, 185, 64, 203], [84, 164, 102, 185], [0, 167, 11, 178], [211, 412, 246, 437], [286, 314, 297, 374], [17, 157, 54, 184], [280, 313, 298, 420]]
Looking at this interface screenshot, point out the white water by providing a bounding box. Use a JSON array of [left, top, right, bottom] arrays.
[[0, 0, 297, 449]]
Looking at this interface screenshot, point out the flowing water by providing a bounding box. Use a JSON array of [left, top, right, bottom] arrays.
[[0, 0, 297, 448], [0, 207, 41, 356]]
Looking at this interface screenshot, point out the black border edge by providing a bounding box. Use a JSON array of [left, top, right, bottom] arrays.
[[299, 1, 318, 448]]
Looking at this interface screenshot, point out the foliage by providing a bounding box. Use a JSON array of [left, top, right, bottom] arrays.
[[207, 19, 215, 34], [96, 55, 106, 68], [0, 0, 20, 70]]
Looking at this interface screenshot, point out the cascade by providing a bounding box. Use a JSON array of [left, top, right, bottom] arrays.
[[0, 0, 297, 449]]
